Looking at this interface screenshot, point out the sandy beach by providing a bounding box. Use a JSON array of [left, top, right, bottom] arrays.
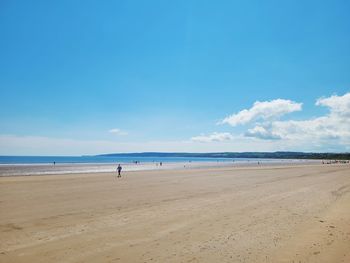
[[1, 164, 349, 263]]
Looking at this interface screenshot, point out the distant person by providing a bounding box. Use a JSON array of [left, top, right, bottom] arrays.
[[117, 164, 122, 178], [160, 162, 162, 166], [53, 161, 56, 165]]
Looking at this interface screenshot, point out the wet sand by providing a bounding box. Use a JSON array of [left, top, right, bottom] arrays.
[[0, 164, 349, 262]]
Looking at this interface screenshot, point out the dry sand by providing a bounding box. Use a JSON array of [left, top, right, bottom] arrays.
[[0, 164, 349, 262]]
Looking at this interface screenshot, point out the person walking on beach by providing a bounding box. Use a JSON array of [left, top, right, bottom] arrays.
[[117, 164, 122, 178]]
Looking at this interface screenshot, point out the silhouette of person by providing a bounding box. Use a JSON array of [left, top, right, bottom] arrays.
[[117, 164, 122, 178]]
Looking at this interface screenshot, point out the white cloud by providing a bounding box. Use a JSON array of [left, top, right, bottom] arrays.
[[191, 132, 234, 143], [316, 93, 350, 118], [109, 128, 128, 136], [237, 92, 350, 149], [245, 125, 281, 140], [221, 99, 302, 126]]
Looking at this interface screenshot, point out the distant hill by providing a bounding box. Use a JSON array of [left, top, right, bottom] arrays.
[[97, 151, 350, 160]]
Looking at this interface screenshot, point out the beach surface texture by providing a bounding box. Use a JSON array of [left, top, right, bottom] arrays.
[[1, 164, 349, 262]]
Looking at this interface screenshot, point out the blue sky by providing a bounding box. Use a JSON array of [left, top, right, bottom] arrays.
[[0, 0, 349, 155]]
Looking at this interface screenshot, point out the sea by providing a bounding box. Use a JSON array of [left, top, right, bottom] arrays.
[[0, 156, 318, 176], [0, 155, 236, 164]]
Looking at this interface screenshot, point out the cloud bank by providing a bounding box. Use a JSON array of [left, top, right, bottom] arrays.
[[190, 92, 350, 151], [219, 92, 350, 149], [221, 99, 302, 126]]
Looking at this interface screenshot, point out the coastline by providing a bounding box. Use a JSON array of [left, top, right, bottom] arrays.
[[0, 159, 322, 177]]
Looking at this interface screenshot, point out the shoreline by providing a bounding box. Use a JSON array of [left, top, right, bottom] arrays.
[[0, 159, 323, 177]]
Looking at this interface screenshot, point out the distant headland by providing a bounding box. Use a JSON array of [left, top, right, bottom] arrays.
[[97, 151, 350, 160]]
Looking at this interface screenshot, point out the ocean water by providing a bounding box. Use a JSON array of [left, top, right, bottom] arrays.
[[0, 155, 236, 164], [0, 156, 318, 176], [0, 156, 234, 176]]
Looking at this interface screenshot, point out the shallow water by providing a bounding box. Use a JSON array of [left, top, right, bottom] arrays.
[[0, 158, 319, 176]]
